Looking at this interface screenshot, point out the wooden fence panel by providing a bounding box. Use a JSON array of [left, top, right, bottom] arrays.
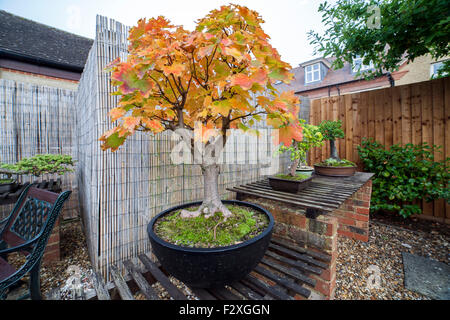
[[308, 77, 450, 223]]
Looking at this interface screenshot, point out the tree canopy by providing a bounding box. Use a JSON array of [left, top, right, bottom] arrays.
[[100, 4, 303, 153], [308, 0, 450, 77]]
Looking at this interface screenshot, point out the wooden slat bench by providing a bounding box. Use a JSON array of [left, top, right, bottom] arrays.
[[227, 172, 374, 215], [228, 172, 374, 241], [47, 236, 331, 300]]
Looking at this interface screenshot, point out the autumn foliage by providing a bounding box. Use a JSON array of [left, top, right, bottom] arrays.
[[100, 4, 303, 152]]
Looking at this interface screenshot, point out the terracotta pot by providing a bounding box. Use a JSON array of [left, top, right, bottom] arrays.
[[268, 175, 313, 193], [313, 164, 356, 177]]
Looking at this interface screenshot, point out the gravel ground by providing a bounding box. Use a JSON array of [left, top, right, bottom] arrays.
[[335, 219, 449, 300], [6, 216, 449, 300]]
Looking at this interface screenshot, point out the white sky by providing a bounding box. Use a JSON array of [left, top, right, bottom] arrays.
[[0, 0, 337, 67]]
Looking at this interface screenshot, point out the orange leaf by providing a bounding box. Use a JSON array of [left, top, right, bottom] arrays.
[[123, 116, 141, 134], [230, 74, 253, 90], [109, 107, 127, 122], [162, 63, 185, 77], [251, 68, 268, 85], [274, 124, 303, 147]]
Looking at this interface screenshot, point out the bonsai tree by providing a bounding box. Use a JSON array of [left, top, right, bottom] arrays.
[[278, 120, 323, 176], [0, 154, 75, 180], [318, 120, 345, 161], [100, 4, 303, 219]]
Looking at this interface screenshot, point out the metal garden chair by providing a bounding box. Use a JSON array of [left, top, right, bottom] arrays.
[[0, 184, 71, 299]]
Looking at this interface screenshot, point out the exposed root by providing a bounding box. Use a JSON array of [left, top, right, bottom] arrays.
[[213, 221, 224, 241], [180, 201, 233, 220]]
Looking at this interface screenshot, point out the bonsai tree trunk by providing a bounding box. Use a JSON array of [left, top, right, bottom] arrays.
[[180, 164, 232, 219], [289, 158, 300, 176], [329, 139, 340, 161]]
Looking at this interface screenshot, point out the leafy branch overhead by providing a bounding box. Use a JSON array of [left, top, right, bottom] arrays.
[[100, 4, 303, 152], [308, 0, 450, 78]]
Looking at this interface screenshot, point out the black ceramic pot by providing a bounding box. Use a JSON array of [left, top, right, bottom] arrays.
[[268, 175, 313, 193], [147, 200, 274, 288], [0, 180, 18, 194]]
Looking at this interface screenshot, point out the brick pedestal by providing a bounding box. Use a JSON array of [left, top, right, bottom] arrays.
[[42, 218, 60, 265], [241, 196, 338, 300], [331, 180, 372, 242]]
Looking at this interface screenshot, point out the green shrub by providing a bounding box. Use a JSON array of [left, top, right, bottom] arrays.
[[357, 139, 449, 218]]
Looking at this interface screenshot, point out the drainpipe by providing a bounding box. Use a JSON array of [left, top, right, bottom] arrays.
[[387, 72, 395, 87]]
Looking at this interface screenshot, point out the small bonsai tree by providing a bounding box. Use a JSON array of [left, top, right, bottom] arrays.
[[318, 120, 345, 161], [278, 120, 323, 176], [0, 154, 75, 180], [100, 4, 303, 219]]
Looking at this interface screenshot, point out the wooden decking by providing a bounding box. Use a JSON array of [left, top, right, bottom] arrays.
[[227, 172, 374, 214], [47, 236, 330, 300]]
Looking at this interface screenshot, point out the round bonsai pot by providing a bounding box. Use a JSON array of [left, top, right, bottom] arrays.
[[313, 164, 357, 177], [268, 175, 313, 193], [296, 167, 314, 176], [147, 200, 274, 288]]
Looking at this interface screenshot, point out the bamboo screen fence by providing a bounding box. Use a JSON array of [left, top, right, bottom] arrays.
[[307, 77, 450, 223], [75, 15, 289, 279], [0, 79, 78, 219]]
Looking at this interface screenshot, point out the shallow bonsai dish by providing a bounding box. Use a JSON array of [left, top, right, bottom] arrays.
[[0, 180, 18, 194], [313, 164, 357, 177], [268, 175, 313, 193], [147, 200, 274, 288], [296, 167, 314, 176]]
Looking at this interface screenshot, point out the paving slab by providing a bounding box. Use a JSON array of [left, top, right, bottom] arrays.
[[402, 252, 450, 300]]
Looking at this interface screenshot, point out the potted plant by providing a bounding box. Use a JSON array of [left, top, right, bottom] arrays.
[[0, 171, 18, 194], [314, 120, 357, 176], [100, 4, 303, 288], [269, 120, 323, 193], [0, 154, 75, 193]]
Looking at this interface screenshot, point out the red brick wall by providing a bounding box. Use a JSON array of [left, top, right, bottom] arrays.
[[331, 180, 372, 242], [240, 196, 338, 300]]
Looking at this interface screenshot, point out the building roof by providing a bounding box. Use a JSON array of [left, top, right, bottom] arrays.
[[0, 10, 93, 72], [276, 57, 387, 95]]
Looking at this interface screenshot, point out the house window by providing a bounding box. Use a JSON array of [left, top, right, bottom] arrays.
[[352, 57, 374, 73], [305, 63, 321, 83], [430, 61, 447, 78]]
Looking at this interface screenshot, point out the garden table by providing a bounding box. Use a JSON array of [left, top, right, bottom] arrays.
[[227, 172, 374, 219]]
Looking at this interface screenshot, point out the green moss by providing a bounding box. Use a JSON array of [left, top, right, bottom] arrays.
[[154, 205, 269, 248], [274, 173, 310, 181], [0, 179, 14, 184], [316, 158, 356, 167]]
